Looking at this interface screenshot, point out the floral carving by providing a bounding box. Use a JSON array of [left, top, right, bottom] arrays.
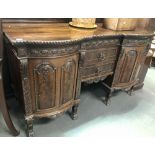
[[20, 59, 32, 116]]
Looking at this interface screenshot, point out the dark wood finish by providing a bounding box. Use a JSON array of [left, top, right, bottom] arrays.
[[103, 36, 152, 104], [2, 18, 70, 23], [133, 50, 153, 90], [0, 19, 19, 136], [2, 18, 103, 24], [3, 22, 153, 136], [112, 38, 150, 88], [80, 37, 120, 84]]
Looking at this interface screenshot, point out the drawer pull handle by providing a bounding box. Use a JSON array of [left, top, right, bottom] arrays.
[[96, 67, 102, 73], [97, 53, 105, 60], [80, 51, 86, 66]]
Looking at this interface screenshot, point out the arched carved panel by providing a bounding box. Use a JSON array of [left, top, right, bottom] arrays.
[[60, 59, 77, 105], [119, 50, 137, 83], [33, 62, 56, 111]]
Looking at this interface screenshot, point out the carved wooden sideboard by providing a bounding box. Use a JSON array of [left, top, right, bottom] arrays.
[[3, 22, 153, 136]]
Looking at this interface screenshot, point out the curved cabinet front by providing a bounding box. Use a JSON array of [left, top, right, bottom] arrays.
[[28, 53, 79, 117], [112, 39, 149, 89]]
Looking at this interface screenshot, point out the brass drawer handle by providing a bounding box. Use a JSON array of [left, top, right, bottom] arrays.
[[96, 52, 105, 60], [79, 51, 86, 66], [96, 66, 102, 73]]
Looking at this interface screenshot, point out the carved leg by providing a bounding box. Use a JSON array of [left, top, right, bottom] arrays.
[[70, 104, 79, 120], [103, 91, 112, 106], [20, 59, 34, 137], [0, 64, 19, 136], [101, 82, 113, 106], [26, 118, 34, 137], [127, 86, 134, 96], [70, 67, 81, 120]]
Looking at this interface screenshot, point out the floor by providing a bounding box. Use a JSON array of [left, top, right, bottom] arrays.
[[0, 67, 155, 137]]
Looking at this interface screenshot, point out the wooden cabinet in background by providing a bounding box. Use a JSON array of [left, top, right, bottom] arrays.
[[103, 18, 138, 30]]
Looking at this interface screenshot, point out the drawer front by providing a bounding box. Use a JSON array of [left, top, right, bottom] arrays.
[[81, 62, 115, 79], [80, 47, 119, 67]]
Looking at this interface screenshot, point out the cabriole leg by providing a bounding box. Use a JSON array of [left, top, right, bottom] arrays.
[[127, 86, 134, 96], [101, 82, 113, 106], [70, 104, 79, 120], [26, 117, 34, 137]]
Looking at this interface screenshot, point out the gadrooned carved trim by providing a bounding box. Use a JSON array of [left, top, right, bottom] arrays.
[[20, 59, 33, 115], [13, 39, 81, 48], [81, 39, 120, 49], [12, 35, 122, 47], [29, 45, 80, 57], [11, 34, 153, 58]]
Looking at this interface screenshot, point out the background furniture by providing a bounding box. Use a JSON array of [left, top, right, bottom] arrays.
[[103, 18, 138, 30], [0, 19, 19, 136], [3, 20, 153, 136]]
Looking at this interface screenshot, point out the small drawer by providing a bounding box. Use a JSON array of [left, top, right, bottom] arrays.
[[80, 47, 118, 67], [81, 62, 115, 79]]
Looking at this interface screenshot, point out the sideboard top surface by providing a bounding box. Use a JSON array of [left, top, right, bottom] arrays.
[[3, 23, 154, 45]]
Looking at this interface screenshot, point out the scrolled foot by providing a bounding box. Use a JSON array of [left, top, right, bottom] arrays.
[[103, 96, 111, 106], [127, 87, 134, 96], [26, 118, 34, 137], [27, 130, 34, 137], [70, 105, 79, 120], [71, 113, 78, 120]]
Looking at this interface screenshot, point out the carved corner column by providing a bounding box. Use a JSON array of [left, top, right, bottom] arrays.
[[71, 66, 80, 120], [71, 52, 84, 120], [20, 58, 34, 137]]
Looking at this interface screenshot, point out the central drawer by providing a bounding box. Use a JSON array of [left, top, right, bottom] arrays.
[[80, 62, 115, 79], [80, 47, 118, 67]]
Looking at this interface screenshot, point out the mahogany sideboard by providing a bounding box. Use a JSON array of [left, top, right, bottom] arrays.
[[3, 22, 153, 136]]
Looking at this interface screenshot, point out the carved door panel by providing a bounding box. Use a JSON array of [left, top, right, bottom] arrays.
[[113, 46, 142, 87], [29, 59, 58, 112], [33, 62, 56, 110], [28, 54, 79, 113], [130, 45, 149, 82], [60, 55, 79, 105]]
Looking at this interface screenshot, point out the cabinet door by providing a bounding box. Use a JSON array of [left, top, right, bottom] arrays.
[[60, 54, 79, 105], [28, 54, 79, 113], [29, 59, 58, 112], [113, 46, 146, 88]]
